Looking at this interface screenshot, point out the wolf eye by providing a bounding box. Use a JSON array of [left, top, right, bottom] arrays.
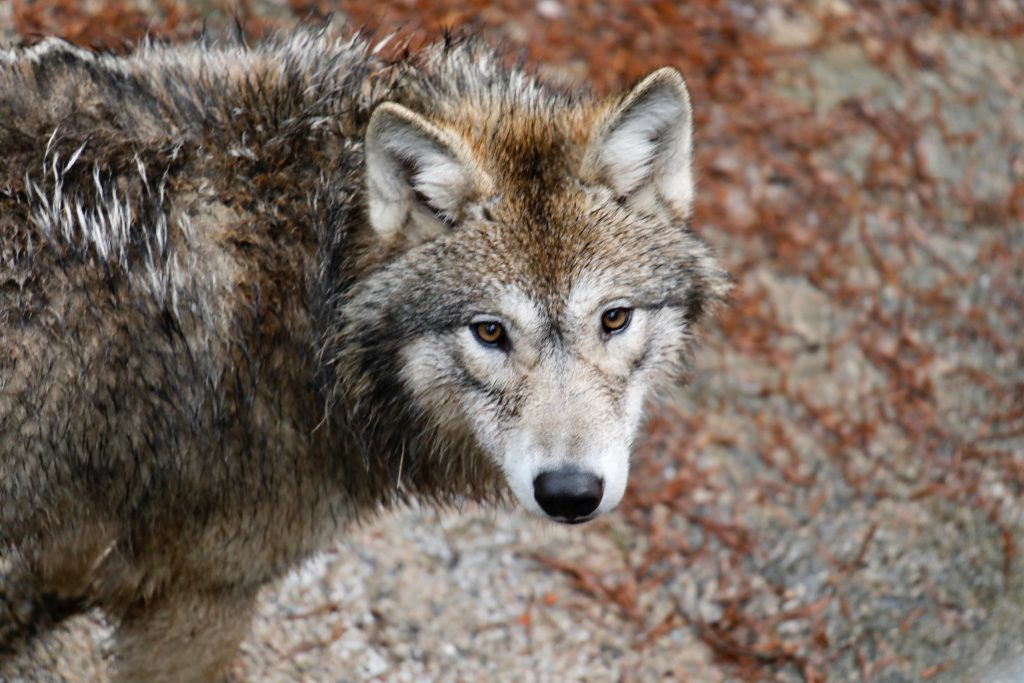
[[601, 307, 632, 334], [471, 321, 508, 349]]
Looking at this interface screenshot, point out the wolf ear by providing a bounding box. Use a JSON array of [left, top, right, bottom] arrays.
[[584, 67, 694, 218], [365, 103, 491, 244]]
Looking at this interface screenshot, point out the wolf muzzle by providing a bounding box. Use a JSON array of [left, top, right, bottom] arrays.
[[533, 468, 604, 523]]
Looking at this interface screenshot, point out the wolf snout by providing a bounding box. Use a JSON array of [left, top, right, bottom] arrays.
[[533, 468, 604, 523]]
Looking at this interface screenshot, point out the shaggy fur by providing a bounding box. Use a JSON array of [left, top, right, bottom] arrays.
[[0, 25, 728, 682]]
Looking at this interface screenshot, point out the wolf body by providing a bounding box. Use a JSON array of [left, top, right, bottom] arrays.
[[0, 26, 728, 682]]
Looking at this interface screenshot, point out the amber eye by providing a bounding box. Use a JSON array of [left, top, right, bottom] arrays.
[[601, 307, 632, 335], [471, 321, 508, 349]]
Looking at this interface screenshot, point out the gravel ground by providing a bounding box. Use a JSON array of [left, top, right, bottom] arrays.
[[2, 2, 1023, 682]]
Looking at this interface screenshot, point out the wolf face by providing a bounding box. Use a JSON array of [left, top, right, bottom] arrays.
[[358, 67, 728, 523]]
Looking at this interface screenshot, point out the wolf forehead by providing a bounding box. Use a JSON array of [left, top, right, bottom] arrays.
[[360, 46, 718, 316], [363, 148, 710, 331], [403, 205, 697, 301]]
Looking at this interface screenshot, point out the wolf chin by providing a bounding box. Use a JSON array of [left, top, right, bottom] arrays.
[[0, 25, 729, 682]]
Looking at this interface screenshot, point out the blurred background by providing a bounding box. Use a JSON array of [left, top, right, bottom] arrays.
[[3, 1, 1023, 681]]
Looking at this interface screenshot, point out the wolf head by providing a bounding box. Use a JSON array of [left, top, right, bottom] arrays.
[[331, 57, 728, 523]]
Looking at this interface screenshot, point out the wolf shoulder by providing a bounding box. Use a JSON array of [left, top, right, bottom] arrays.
[[0, 36, 351, 502]]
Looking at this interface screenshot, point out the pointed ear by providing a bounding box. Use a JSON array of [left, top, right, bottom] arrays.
[[364, 102, 491, 244], [584, 67, 694, 218]]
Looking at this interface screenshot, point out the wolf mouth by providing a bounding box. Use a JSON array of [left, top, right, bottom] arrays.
[[557, 516, 597, 525]]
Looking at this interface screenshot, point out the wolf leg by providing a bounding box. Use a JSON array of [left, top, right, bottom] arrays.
[[112, 588, 257, 683]]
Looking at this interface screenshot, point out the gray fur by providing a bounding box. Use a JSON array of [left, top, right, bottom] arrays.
[[0, 26, 728, 681]]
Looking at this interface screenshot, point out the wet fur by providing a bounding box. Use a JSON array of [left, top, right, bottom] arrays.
[[0, 26, 728, 681]]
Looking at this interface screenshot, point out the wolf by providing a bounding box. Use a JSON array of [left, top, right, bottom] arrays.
[[0, 24, 729, 682]]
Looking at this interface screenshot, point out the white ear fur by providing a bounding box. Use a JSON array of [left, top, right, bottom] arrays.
[[586, 67, 694, 218], [364, 103, 490, 243]]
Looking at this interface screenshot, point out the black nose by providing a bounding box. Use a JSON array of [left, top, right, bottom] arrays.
[[533, 468, 603, 522]]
